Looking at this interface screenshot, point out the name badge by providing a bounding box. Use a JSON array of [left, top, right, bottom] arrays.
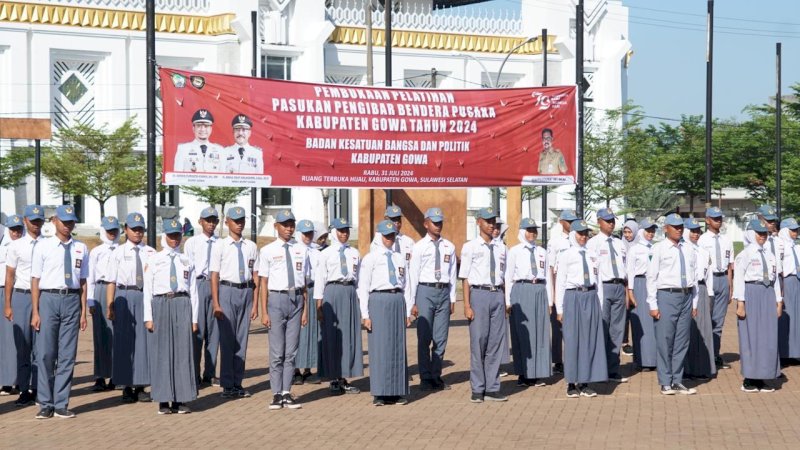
[[443, 254, 451, 263], [74, 258, 82, 269], [539, 261, 545, 269], [406, 252, 411, 261], [398, 267, 405, 277], [295, 262, 302, 272], [184, 270, 189, 280], [248, 259, 254, 269]]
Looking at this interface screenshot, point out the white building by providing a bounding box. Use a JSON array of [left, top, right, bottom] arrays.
[[0, 0, 631, 238]]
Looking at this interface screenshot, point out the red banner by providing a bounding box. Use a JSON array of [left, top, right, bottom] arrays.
[[160, 67, 577, 188]]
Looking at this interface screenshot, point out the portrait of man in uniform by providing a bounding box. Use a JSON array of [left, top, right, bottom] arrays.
[[224, 114, 264, 174], [537, 128, 568, 175], [173, 109, 225, 173]]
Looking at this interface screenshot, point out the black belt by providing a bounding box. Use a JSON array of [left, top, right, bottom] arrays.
[[117, 285, 143, 291], [327, 280, 355, 286], [745, 281, 774, 287], [515, 279, 545, 285], [196, 275, 208, 280], [713, 272, 728, 276], [372, 288, 403, 294], [659, 287, 692, 294], [471, 285, 504, 292], [306, 282, 315, 288], [698, 281, 706, 286], [567, 285, 596, 292], [269, 289, 304, 295], [14, 288, 31, 294], [155, 292, 189, 299], [634, 275, 646, 279], [96, 280, 111, 285], [41, 288, 80, 295], [419, 282, 450, 289], [603, 278, 625, 285], [220, 280, 255, 289]]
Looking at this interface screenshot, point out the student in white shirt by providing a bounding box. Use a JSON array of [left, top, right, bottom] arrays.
[[210, 206, 259, 399], [684, 218, 717, 380], [459, 207, 508, 404], [87, 216, 120, 392], [0, 215, 24, 396], [735, 219, 782, 393], [359, 219, 412, 406], [107, 212, 156, 403], [293, 219, 322, 386], [370, 205, 414, 261], [143, 219, 199, 415], [258, 210, 307, 410], [4, 205, 45, 407], [183, 206, 220, 387], [506, 218, 552, 387], [646, 213, 699, 396], [779, 218, 800, 361], [547, 209, 578, 374], [30, 205, 89, 419], [625, 218, 658, 371], [555, 220, 607, 398], [408, 207, 457, 392]]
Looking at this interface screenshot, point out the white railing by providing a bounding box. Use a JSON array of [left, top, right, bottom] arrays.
[[326, 0, 522, 36], [27, 0, 210, 13]]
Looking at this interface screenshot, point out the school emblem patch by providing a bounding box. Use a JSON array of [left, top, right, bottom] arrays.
[[190, 75, 205, 89]]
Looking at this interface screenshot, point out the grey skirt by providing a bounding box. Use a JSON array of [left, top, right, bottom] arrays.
[[509, 282, 552, 379], [738, 283, 781, 380], [685, 283, 716, 378], [631, 276, 658, 368], [0, 289, 15, 385], [92, 281, 114, 379], [112, 288, 150, 386], [320, 284, 364, 379], [296, 290, 320, 370], [563, 288, 608, 384], [149, 295, 197, 403], [367, 291, 409, 397], [779, 276, 800, 358]]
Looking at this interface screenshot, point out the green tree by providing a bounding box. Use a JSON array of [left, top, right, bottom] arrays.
[[43, 118, 145, 218], [624, 184, 679, 219], [0, 146, 35, 190], [648, 115, 708, 213], [182, 186, 248, 221]]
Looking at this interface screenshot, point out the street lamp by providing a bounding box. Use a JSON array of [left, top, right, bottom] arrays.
[[495, 35, 537, 88], [450, 51, 495, 88]]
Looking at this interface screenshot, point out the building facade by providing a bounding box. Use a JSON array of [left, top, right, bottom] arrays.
[[0, 0, 631, 238]]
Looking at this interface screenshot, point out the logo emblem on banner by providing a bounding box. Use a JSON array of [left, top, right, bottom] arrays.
[[171, 73, 186, 88], [190, 76, 205, 89]]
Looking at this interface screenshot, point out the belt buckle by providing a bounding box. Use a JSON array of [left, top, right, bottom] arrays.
[[58, 287, 69, 296], [165, 292, 176, 298], [489, 286, 497, 292], [288, 287, 296, 296]]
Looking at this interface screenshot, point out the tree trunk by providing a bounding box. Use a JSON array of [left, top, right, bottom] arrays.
[[98, 199, 106, 220], [321, 189, 330, 226], [689, 194, 695, 217]]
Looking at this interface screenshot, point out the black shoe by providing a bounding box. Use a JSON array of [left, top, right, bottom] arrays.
[[741, 379, 759, 393], [622, 344, 634, 356], [329, 380, 344, 396], [395, 396, 409, 405], [340, 379, 360, 394], [715, 357, 731, 370], [420, 379, 437, 391], [199, 376, 213, 386], [435, 378, 452, 391], [54, 408, 76, 419], [234, 386, 252, 398], [304, 373, 321, 385], [158, 402, 172, 415], [282, 393, 302, 409], [470, 392, 484, 403], [484, 391, 508, 402], [269, 394, 283, 410], [526, 378, 546, 387], [373, 396, 385, 406], [758, 380, 775, 393], [292, 372, 305, 386], [579, 385, 597, 398], [172, 402, 192, 414], [122, 387, 136, 403], [136, 389, 152, 403], [106, 381, 116, 391], [608, 373, 630, 383], [671, 383, 697, 395], [221, 387, 237, 398], [516, 376, 527, 387], [14, 391, 34, 407], [35, 407, 54, 419], [0, 386, 13, 396], [566, 384, 580, 398], [553, 363, 564, 374], [91, 379, 107, 392]]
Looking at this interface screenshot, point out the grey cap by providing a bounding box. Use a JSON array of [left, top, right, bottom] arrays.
[[424, 207, 444, 222], [476, 207, 498, 220]]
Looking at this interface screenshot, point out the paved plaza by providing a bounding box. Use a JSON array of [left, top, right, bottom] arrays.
[[1, 303, 799, 449]]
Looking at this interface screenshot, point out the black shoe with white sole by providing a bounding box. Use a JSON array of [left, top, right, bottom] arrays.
[[54, 408, 76, 418], [484, 391, 508, 402], [566, 384, 580, 398], [269, 394, 283, 410], [282, 393, 302, 409]]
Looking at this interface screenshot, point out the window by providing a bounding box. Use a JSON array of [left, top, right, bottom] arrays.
[[62, 193, 84, 223], [261, 188, 291, 207], [159, 185, 179, 207], [261, 56, 292, 80], [329, 188, 351, 222]]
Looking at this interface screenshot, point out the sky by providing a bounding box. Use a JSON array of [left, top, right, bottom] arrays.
[[454, 0, 800, 123]]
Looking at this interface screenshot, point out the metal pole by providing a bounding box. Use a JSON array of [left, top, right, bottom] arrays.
[[776, 42, 782, 219], [384, 0, 393, 206], [146, 0, 157, 246], [541, 29, 548, 247], [704, 0, 714, 208], [250, 10, 258, 241], [34, 138, 41, 205], [575, 0, 585, 217], [431, 67, 437, 87], [366, 0, 373, 86]]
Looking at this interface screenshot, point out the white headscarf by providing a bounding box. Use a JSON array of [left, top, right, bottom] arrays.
[[779, 227, 795, 246], [568, 230, 582, 248], [623, 219, 639, 252], [99, 227, 120, 246], [518, 228, 536, 246], [744, 229, 757, 247]]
